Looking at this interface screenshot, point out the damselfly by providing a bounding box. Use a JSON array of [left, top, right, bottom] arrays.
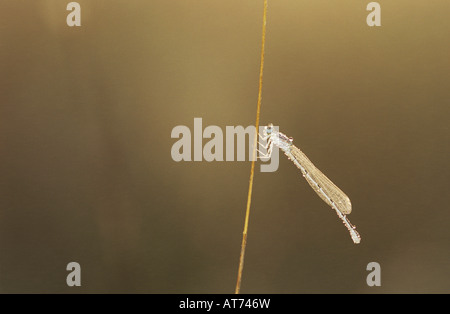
[[258, 123, 361, 244]]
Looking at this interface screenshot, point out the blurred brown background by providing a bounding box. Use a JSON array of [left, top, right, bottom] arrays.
[[0, 0, 449, 293]]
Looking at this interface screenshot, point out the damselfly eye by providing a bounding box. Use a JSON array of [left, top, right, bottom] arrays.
[[266, 123, 274, 134], [288, 137, 293, 143]]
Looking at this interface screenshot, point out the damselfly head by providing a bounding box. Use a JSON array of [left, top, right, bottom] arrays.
[[264, 123, 274, 136]]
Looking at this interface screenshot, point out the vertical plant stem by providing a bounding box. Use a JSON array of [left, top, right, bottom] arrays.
[[235, 0, 268, 294]]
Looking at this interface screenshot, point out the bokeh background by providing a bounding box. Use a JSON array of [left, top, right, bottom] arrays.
[[0, 0, 449, 293]]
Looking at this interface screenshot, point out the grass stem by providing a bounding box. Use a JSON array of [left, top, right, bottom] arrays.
[[235, 0, 268, 294]]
